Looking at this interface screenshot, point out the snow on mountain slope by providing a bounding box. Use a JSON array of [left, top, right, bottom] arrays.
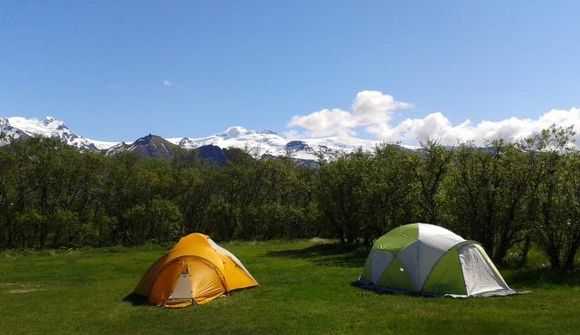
[[169, 127, 289, 157], [0, 117, 30, 144], [0, 116, 119, 150], [1, 116, 388, 160], [88, 139, 122, 150], [169, 126, 381, 160]]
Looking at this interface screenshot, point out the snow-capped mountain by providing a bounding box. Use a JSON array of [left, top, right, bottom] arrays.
[[168, 126, 380, 160], [0, 116, 118, 150], [0, 116, 384, 161]]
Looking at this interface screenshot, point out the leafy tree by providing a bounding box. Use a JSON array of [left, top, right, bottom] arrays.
[[522, 126, 579, 270], [317, 151, 368, 244], [411, 139, 452, 226], [360, 144, 419, 244], [444, 141, 529, 264]]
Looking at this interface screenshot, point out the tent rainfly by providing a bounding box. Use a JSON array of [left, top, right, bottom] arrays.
[[134, 233, 258, 307], [358, 223, 518, 297]]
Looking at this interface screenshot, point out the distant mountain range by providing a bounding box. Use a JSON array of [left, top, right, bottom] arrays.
[[0, 116, 394, 162]]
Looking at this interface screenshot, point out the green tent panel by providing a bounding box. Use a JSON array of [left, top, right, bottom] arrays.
[[360, 256, 372, 282], [377, 257, 415, 291], [373, 223, 418, 253], [422, 247, 466, 295]]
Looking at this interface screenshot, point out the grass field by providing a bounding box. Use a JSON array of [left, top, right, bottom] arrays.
[[1, 240, 579, 335]]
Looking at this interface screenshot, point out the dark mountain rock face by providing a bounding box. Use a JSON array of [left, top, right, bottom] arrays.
[[176, 144, 231, 166], [107, 135, 230, 164], [107, 134, 180, 159], [285, 140, 311, 153], [132, 134, 179, 159], [195, 145, 228, 166]]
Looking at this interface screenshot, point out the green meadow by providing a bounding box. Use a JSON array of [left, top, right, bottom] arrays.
[[1, 240, 578, 335]]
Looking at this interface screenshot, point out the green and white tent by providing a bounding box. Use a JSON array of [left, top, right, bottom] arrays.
[[359, 223, 516, 297]]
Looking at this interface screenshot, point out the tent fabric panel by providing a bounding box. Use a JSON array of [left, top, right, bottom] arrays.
[[208, 239, 258, 284], [360, 257, 372, 283], [165, 246, 225, 273], [396, 241, 420, 290], [134, 254, 171, 296], [172, 233, 213, 252], [169, 273, 193, 299], [421, 247, 466, 295], [377, 257, 416, 292], [414, 223, 466, 288], [459, 244, 511, 296], [188, 260, 226, 305], [369, 250, 394, 283], [157, 234, 225, 273], [473, 244, 510, 288], [417, 223, 465, 251], [148, 260, 184, 306], [373, 224, 419, 253], [222, 260, 259, 291], [415, 241, 449, 289]]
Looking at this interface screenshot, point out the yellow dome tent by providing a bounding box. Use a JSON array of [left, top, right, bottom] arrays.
[[134, 233, 258, 307]]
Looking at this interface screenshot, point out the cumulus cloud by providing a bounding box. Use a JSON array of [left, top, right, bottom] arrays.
[[387, 108, 580, 146], [163, 80, 174, 87], [287, 90, 580, 146], [287, 90, 412, 137]]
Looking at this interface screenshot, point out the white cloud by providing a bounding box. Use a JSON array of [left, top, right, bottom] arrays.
[[287, 108, 356, 137], [287, 90, 580, 146], [388, 108, 580, 146], [163, 80, 174, 87], [287, 90, 412, 137]]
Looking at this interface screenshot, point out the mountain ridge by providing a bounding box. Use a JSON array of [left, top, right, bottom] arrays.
[[0, 115, 394, 160]]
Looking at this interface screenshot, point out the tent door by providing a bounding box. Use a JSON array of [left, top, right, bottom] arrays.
[[169, 271, 193, 300], [458, 244, 509, 296]]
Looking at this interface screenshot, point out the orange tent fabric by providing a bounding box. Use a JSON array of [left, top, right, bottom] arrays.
[[134, 233, 258, 307]]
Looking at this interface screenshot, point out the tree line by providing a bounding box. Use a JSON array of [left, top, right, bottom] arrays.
[[0, 126, 578, 271]]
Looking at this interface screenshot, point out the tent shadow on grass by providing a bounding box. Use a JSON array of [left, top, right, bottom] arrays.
[[349, 281, 435, 297], [123, 292, 149, 306], [266, 243, 368, 268]]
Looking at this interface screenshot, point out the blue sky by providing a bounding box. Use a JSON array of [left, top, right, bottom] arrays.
[[1, 1, 579, 142]]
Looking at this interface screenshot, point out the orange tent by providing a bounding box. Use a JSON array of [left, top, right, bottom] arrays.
[[134, 233, 258, 307]]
